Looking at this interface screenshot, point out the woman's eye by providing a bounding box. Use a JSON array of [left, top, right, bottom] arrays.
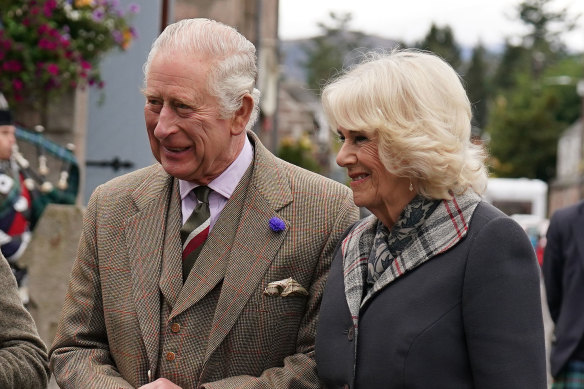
[[355, 135, 369, 143], [336, 134, 345, 143]]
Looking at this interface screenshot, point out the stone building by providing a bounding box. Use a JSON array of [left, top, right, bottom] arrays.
[[548, 119, 584, 214]]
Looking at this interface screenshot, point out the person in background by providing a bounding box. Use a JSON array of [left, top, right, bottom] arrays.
[[0, 251, 49, 388], [315, 49, 547, 388], [543, 200, 584, 388], [50, 18, 359, 389], [0, 93, 78, 303], [0, 95, 34, 298]]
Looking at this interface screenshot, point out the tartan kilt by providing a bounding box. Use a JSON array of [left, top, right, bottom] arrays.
[[553, 360, 584, 389]]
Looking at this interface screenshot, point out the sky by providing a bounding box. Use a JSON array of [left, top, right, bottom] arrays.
[[279, 0, 584, 52]]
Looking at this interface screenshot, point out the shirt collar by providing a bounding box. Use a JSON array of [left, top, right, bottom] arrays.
[[179, 135, 254, 201]]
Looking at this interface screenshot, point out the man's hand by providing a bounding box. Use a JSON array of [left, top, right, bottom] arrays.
[[138, 378, 182, 389]]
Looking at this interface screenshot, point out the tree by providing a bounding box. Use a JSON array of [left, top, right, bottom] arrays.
[[492, 42, 531, 92], [488, 56, 582, 181], [302, 12, 364, 92], [486, 0, 582, 182], [518, 0, 579, 57], [464, 43, 490, 134], [415, 23, 462, 71]]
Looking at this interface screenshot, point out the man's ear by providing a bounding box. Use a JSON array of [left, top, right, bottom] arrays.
[[231, 94, 254, 135]]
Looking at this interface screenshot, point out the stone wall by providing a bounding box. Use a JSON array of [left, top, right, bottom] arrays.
[[19, 204, 84, 347]]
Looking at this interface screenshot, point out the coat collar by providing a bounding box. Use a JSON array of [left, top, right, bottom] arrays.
[[341, 190, 481, 332]]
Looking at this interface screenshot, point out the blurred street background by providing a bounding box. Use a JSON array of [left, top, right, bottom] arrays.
[[2, 1, 584, 387]]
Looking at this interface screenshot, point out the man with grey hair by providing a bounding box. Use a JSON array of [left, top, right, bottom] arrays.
[[50, 18, 358, 389]]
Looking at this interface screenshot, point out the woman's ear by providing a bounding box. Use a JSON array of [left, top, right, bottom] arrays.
[[231, 94, 254, 135]]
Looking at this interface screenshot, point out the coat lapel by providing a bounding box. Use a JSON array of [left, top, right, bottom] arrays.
[[204, 132, 293, 362], [159, 179, 183, 308], [125, 165, 173, 376]]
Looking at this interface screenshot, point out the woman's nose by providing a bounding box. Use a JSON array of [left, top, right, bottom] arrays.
[[336, 143, 355, 167]]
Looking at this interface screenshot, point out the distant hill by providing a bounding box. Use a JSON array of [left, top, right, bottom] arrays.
[[280, 34, 481, 85], [280, 34, 400, 84]]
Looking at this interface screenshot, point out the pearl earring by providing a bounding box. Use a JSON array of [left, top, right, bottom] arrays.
[[409, 181, 413, 192]]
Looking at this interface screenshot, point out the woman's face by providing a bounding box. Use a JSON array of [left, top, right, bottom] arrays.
[[336, 127, 414, 225]]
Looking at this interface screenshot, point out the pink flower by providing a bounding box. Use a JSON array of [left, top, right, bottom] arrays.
[[81, 60, 92, 70], [47, 63, 60, 75], [12, 79, 24, 91], [3, 60, 22, 72], [38, 24, 50, 34], [39, 38, 58, 50], [44, 0, 58, 17]]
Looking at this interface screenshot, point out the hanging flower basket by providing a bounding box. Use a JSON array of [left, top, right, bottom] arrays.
[[0, 0, 140, 113]]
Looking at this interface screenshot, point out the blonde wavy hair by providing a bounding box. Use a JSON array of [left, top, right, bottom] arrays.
[[322, 49, 488, 199]]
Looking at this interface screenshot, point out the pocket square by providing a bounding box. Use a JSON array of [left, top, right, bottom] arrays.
[[263, 277, 309, 297]]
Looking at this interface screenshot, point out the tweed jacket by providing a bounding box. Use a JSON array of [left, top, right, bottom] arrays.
[[0, 254, 49, 388], [316, 201, 547, 389], [543, 200, 584, 377], [50, 132, 359, 389]]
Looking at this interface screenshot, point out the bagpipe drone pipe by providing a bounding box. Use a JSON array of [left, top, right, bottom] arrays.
[[12, 124, 80, 229]]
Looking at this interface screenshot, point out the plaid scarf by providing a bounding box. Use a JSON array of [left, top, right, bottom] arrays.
[[367, 196, 440, 286], [340, 189, 481, 359]]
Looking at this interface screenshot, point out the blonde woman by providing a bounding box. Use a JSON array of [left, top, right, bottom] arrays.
[[315, 50, 547, 388]]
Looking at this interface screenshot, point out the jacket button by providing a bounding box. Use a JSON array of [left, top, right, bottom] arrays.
[[347, 326, 354, 341], [166, 351, 176, 361], [171, 322, 181, 333]]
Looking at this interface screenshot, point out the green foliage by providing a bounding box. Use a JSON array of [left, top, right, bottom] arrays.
[[518, 0, 579, 55], [464, 43, 490, 133], [302, 12, 364, 92], [488, 77, 562, 181], [485, 0, 582, 182], [491, 43, 532, 91], [277, 136, 322, 173], [415, 23, 462, 70], [487, 56, 583, 181]]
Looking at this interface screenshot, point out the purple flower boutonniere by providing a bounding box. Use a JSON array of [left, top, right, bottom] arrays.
[[269, 217, 286, 232]]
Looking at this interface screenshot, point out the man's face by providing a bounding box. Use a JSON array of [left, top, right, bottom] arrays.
[[0, 125, 15, 161], [143, 53, 247, 185]]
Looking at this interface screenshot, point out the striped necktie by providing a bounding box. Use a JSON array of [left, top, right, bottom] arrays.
[[180, 186, 211, 282]]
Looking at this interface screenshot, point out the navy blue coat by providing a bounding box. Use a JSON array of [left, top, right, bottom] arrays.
[[316, 202, 547, 389], [543, 200, 584, 377]]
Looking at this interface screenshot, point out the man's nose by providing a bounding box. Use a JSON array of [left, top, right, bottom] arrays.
[[153, 105, 177, 138]]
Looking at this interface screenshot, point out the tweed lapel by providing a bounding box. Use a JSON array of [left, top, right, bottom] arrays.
[[169, 164, 254, 319], [159, 179, 183, 308], [203, 132, 292, 362], [125, 164, 173, 377]]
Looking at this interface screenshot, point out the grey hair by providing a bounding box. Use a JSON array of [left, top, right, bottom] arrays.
[[143, 18, 260, 131]]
